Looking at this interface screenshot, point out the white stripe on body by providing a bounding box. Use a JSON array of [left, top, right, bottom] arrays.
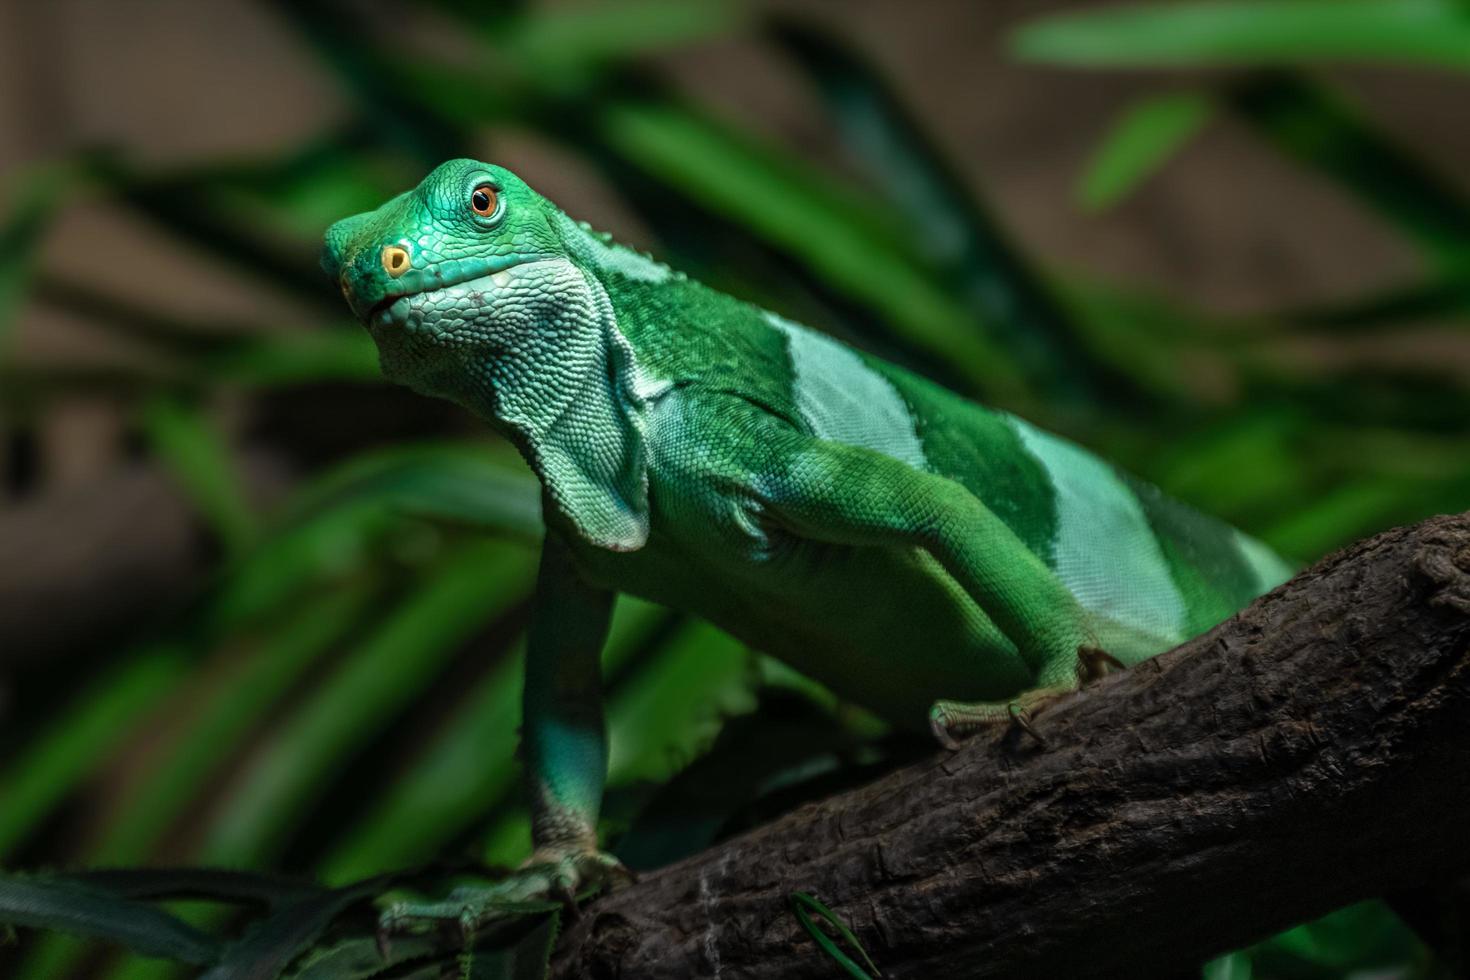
[[1007, 415, 1189, 646], [766, 311, 928, 470]]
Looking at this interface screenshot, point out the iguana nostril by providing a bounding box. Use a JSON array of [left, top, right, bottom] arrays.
[[382, 245, 411, 277]]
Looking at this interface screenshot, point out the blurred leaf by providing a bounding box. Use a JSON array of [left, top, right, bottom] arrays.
[[204, 138, 411, 242], [1280, 278, 1470, 330], [282, 932, 439, 980], [1263, 477, 1414, 558], [0, 648, 186, 860], [501, 0, 740, 77], [91, 155, 339, 310], [1226, 72, 1470, 274], [0, 162, 84, 361], [142, 394, 257, 556], [772, 19, 1126, 415], [1077, 90, 1214, 211], [1247, 901, 1424, 976], [201, 541, 535, 866], [320, 597, 676, 883], [1202, 952, 1252, 980], [0, 874, 219, 965], [605, 619, 755, 787], [614, 688, 875, 869], [92, 583, 380, 866], [315, 640, 528, 884], [34, 274, 254, 356], [1011, 0, 1470, 72], [1056, 277, 1226, 406], [262, 0, 472, 164], [285, 442, 542, 542], [200, 330, 382, 387], [196, 876, 385, 980], [64, 870, 322, 907]]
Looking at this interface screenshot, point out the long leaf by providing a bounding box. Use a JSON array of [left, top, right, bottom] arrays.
[[284, 442, 542, 542], [200, 542, 536, 867], [772, 20, 1123, 414], [0, 649, 186, 860], [1225, 72, 1470, 274], [1011, 0, 1470, 72], [318, 598, 677, 883], [1077, 90, 1214, 211], [198, 877, 386, 980], [500, 0, 740, 76], [0, 874, 220, 965], [65, 869, 323, 907], [92, 583, 381, 866], [0, 162, 84, 361], [142, 394, 257, 556]]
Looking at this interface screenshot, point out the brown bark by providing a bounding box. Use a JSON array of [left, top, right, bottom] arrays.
[[551, 512, 1470, 979]]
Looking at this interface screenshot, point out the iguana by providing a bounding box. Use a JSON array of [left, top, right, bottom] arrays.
[[323, 158, 1293, 931]]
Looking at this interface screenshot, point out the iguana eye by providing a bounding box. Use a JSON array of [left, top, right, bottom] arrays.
[[470, 184, 498, 217]]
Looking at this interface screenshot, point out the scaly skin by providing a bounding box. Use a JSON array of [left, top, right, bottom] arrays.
[[323, 159, 1294, 933]]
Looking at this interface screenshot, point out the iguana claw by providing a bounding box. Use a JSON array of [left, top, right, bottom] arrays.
[[376, 845, 633, 947]]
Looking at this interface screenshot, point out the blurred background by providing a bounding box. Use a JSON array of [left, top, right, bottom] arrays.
[[3, 0, 1469, 976]]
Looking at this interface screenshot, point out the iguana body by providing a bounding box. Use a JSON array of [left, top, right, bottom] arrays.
[[323, 159, 1292, 926]]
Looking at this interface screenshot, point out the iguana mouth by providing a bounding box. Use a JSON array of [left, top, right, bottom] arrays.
[[361, 264, 529, 326]]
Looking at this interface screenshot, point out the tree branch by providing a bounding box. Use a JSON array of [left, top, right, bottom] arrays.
[[551, 512, 1470, 979]]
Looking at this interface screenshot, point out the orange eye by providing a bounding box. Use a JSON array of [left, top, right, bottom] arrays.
[[470, 184, 498, 216]]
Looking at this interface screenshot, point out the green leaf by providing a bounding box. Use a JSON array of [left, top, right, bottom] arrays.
[[1078, 91, 1214, 211], [261, 0, 470, 164], [91, 583, 381, 866], [316, 642, 528, 884], [772, 20, 1124, 415], [0, 648, 186, 860], [201, 330, 383, 388], [0, 874, 220, 965], [605, 619, 756, 787], [615, 688, 882, 869], [1225, 72, 1470, 274], [501, 1, 741, 76], [285, 442, 542, 542], [1248, 902, 1424, 974], [283, 933, 440, 980], [1011, 0, 1470, 72], [1263, 478, 1412, 558], [320, 597, 677, 883], [142, 394, 257, 556], [64, 869, 323, 907], [789, 891, 880, 979], [1202, 951, 1251, 980], [0, 162, 84, 361], [197, 877, 386, 980], [200, 541, 536, 867]]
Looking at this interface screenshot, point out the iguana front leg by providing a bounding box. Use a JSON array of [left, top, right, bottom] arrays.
[[770, 441, 1103, 747], [379, 534, 628, 938]]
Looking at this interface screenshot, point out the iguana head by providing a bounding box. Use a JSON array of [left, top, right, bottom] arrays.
[[321, 158, 594, 403], [323, 159, 654, 551]]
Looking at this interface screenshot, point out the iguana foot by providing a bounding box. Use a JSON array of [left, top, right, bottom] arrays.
[[376, 844, 632, 947], [1077, 645, 1124, 684], [929, 685, 1075, 750], [929, 645, 1126, 750]]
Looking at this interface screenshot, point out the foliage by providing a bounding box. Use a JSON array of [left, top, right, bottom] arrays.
[[1, 0, 1466, 976]]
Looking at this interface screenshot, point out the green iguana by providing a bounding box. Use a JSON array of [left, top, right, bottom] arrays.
[[323, 159, 1293, 932]]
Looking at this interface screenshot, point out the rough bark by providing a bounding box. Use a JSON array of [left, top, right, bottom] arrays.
[[551, 512, 1470, 979]]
